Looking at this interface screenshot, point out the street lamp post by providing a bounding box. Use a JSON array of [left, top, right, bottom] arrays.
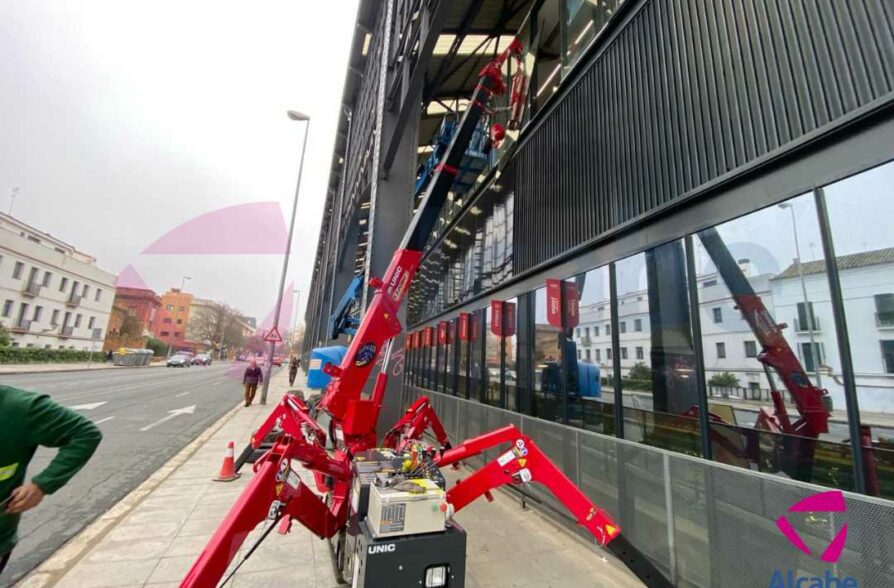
[[260, 110, 310, 404], [779, 203, 823, 388], [290, 289, 302, 350], [167, 276, 191, 358]]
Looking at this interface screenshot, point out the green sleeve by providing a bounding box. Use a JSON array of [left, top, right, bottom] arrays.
[[25, 395, 102, 495]]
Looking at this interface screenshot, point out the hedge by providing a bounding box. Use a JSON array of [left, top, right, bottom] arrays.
[[0, 347, 108, 365]]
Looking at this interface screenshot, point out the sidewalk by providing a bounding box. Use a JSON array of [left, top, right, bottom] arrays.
[[19, 370, 643, 588], [0, 362, 165, 375]]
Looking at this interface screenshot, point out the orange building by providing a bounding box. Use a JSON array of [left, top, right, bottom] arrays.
[[152, 288, 194, 352]]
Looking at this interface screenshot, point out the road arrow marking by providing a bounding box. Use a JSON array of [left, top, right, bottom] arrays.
[[139, 405, 197, 432], [69, 401, 108, 410]]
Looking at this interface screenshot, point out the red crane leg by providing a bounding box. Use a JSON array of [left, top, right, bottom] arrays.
[[180, 460, 279, 587]]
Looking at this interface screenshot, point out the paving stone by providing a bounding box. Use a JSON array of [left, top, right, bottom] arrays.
[[145, 555, 198, 584], [53, 559, 158, 588]]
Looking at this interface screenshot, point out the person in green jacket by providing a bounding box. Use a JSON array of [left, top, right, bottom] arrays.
[[0, 385, 102, 578]]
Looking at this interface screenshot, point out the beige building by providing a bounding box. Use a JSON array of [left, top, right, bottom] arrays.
[[0, 212, 116, 350]]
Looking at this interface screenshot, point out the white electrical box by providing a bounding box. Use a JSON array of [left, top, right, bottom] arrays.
[[367, 479, 446, 538]]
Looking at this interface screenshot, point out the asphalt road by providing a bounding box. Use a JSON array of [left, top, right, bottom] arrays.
[[1, 363, 271, 586]]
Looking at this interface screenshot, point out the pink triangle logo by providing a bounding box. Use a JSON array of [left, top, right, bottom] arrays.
[[775, 490, 848, 563]]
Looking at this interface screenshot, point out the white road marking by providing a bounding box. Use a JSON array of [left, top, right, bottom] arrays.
[[139, 405, 197, 432], [94, 416, 116, 425], [69, 401, 108, 410], [175, 391, 190, 397]]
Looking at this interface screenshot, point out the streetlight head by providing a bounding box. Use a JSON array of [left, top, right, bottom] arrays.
[[287, 110, 309, 121], [778, 202, 791, 209]]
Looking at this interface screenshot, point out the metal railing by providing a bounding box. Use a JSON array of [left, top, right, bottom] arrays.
[[403, 385, 894, 588], [91, 327, 103, 340], [60, 325, 74, 337], [12, 319, 32, 332], [22, 281, 41, 296], [67, 293, 82, 307]]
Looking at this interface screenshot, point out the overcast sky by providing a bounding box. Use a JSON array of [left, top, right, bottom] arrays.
[[0, 1, 358, 323]]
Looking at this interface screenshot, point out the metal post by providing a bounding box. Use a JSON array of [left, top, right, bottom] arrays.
[[813, 188, 867, 494], [609, 263, 624, 439], [780, 202, 822, 387], [260, 113, 310, 404], [685, 236, 712, 460]]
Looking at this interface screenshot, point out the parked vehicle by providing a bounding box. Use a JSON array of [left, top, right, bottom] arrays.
[[192, 353, 212, 366], [167, 354, 192, 368], [272, 356, 283, 367]]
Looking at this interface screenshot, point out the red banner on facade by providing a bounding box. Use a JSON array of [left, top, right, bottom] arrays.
[[565, 282, 580, 329], [546, 279, 580, 329], [423, 327, 433, 347], [446, 320, 455, 344], [438, 321, 448, 345], [406, 332, 413, 350], [458, 313, 470, 341], [490, 300, 504, 336], [546, 279, 562, 328], [504, 301, 517, 337]]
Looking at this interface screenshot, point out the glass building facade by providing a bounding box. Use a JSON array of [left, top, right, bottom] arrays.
[[406, 160, 894, 499]]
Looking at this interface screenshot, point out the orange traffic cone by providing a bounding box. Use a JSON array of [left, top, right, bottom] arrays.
[[213, 441, 241, 482]]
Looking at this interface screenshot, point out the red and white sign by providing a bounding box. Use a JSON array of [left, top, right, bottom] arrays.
[[545, 279, 580, 329], [459, 313, 471, 341], [504, 301, 517, 337], [490, 300, 517, 337], [546, 280, 563, 328], [490, 300, 504, 336], [565, 283, 580, 329], [263, 326, 283, 343]]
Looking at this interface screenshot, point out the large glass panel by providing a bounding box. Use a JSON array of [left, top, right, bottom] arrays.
[[484, 305, 502, 407], [692, 193, 855, 490], [532, 0, 562, 113], [825, 160, 894, 498], [458, 317, 470, 398], [444, 320, 456, 394], [617, 241, 702, 456], [570, 265, 614, 434], [469, 309, 486, 402], [563, 0, 621, 73], [533, 286, 564, 422], [505, 297, 520, 412]]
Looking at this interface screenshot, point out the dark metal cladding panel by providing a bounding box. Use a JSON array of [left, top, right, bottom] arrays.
[[512, 0, 894, 274]]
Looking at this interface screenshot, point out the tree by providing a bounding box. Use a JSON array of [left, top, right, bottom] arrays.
[[146, 337, 167, 357], [708, 371, 740, 388], [0, 324, 10, 347], [188, 302, 247, 357], [120, 313, 143, 340], [627, 361, 651, 381]]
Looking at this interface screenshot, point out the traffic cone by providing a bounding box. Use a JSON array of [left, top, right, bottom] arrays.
[[213, 441, 241, 482]]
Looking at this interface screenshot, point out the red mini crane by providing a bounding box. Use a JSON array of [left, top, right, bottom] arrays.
[[180, 38, 671, 588]]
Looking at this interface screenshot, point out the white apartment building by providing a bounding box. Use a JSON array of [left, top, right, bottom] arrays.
[[0, 212, 116, 350], [570, 250, 894, 414]]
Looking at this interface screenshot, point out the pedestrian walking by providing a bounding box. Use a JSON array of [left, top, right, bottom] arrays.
[[288, 353, 299, 387], [0, 386, 102, 579], [243, 357, 264, 407]]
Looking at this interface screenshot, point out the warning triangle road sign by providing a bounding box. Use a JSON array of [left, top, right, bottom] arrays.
[[264, 327, 283, 343]]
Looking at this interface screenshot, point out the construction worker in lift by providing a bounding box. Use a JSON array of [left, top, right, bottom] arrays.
[[0, 385, 102, 579]]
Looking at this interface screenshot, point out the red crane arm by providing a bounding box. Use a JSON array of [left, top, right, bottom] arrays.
[[697, 227, 830, 436], [382, 395, 451, 451], [319, 39, 525, 430]]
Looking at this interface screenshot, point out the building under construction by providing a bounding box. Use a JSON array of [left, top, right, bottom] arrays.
[[304, 1, 894, 585]]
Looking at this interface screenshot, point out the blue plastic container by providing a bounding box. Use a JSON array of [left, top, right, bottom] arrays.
[[307, 346, 348, 390]]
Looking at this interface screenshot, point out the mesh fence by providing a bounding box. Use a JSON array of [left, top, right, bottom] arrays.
[[404, 386, 894, 587]]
